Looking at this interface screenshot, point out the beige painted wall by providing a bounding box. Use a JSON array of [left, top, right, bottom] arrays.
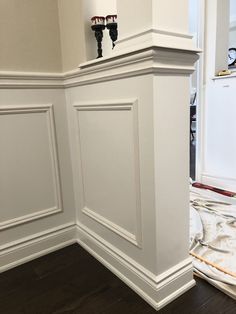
[[0, 0, 117, 73], [58, 0, 86, 72], [58, 0, 117, 71], [0, 0, 62, 72]]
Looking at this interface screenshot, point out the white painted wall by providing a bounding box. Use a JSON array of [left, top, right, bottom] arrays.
[[230, 0, 236, 23], [189, 0, 198, 37], [201, 76, 236, 191], [199, 0, 236, 191], [229, 0, 236, 48], [153, 0, 189, 33], [229, 28, 236, 48], [189, 0, 199, 89], [204, 0, 229, 78]]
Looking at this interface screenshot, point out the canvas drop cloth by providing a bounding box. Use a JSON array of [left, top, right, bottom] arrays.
[[190, 184, 236, 299]]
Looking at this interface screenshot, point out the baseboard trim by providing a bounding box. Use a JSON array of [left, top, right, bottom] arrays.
[[0, 223, 76, 273], [0, 222, 195, 310], [201, 173, 236, 192], [76, 223, 195, 310]]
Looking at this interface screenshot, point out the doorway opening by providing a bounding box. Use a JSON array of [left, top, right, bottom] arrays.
[[189, 0, 204, 181], [189, 0, 236, 300]]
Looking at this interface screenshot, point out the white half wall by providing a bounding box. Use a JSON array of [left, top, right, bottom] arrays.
[[64, 40, 198, 309]]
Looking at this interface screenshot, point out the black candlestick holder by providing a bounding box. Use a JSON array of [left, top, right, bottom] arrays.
[[106, 15, 118, 49], [91, 24, 105, 58]]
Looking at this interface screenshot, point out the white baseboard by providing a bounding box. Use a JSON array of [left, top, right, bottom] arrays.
[[201, 173, 236, 192], [0, 222, 195, 310], [76, 223, 195, 311], [0, 223, 76, 273]]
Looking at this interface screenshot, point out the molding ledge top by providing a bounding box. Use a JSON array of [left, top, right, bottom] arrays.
[[212, 72, 236, 81], [66, 45, 200, 87], [68, 28, 200, 86], [79, 31, 200, 70], [115, 28, 196, 53]]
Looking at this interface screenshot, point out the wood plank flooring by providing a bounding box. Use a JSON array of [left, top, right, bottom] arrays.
[[0, 244, 235, 314]]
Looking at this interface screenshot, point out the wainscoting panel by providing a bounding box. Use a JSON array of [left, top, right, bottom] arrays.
[[74, 100, 142, 247], [0, 104, 62, 230]]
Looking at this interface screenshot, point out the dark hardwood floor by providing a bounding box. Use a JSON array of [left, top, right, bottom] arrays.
[[0, 244, 235, 314]]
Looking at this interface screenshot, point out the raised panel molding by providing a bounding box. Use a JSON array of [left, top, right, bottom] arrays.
[[82, 207, 137, 246], [0, 104, 63, 230], [73, 99, 142, 247]]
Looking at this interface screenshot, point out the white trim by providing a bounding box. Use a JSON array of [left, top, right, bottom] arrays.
[[76, 223, 195, 311], [73, 99, 142, 247], [116, 29, 193, 45], [0, 208, 62, 231], [201, 173, 236, 191], [82, 207, 138, 246], [195, 0, 206, 183], [0, 45, 199, 89], [0, 221, 195, 309], [75, 48, 199, 86], [0, 104, 63, 230], [0, 223, 76, 273], [202, 172, 236, 182], [0, 71, 63, 79], [230, 19, 236, 30], [114, 29, 198, 59], [0, 71, 64, 89], [212, 72, 236, 80]]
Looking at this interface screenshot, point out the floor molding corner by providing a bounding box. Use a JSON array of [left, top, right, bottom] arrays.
[[76, 223, 195, 310]]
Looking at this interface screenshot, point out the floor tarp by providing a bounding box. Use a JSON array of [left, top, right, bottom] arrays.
[[190, 184, 236, 299]]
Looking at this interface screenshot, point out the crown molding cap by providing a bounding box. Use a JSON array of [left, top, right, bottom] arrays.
[[65, 46, 199, 87], [0, 45, 200, 89], [115, 28, 196, 53]]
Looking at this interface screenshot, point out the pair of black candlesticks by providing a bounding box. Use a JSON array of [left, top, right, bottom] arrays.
[[91, 15, 118, 58]]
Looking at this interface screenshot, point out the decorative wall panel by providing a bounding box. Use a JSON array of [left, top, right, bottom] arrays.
[[0, 105, 62, 230], [74, 100, 142, 246]]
